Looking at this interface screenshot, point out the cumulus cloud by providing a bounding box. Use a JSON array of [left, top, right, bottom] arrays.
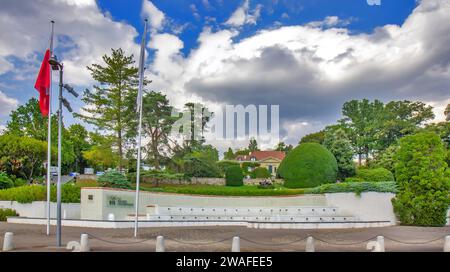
[[141, 0, 165, 31], [0, 90, 18, 116], [0, 0, 140, 86], [144, 0, 450, 151], [307, 16, 353, 28], [225, 0, 262, 27]]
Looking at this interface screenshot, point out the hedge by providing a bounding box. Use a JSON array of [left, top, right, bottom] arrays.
[[305, 181, 397, 195], [216, 160, 240, 175], [252, 167, 271, 178], [279, 143, 338, 188], [225, 166, 244, 186], [0, 208, 18, 221], [0, 184, 81, 203], [356, 167, 394, 182]]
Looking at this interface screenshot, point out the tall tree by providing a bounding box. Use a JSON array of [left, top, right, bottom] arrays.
[[223, 148, 235, 160], [323, 128, 355, 179], [299, 131, 325, 145], [66, 124, 90, 173], [76, 48, 138, 170], [248, 137, 259, 152], [275, 142, 293, 153], [141, 91, 178, 169]]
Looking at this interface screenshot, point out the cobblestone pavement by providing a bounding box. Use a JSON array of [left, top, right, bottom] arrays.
[[0, 222, 449, 252]]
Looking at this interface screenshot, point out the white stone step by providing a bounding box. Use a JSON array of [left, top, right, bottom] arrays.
[[156, 206, 340, 216]]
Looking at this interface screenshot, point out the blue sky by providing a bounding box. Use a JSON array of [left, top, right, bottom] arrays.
[[0, 0, 449, 151]]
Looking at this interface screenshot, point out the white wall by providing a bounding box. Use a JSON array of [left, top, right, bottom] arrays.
[[0, 201, 80, 219]]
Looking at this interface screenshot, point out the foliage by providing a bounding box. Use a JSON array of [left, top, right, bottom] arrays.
[[13, 177, 27, 187], [344, 177, 364, 183], [216, 160, 240, 176], [323, 128, 355, 179], [299, 130, 325, 145], [252, 167, 271, 178], [223, 148, 235, 160], [66, 124, 90, 173], [248, 137, 259, 152], [278, 143, 338, 188], [183, 157, 221, 178], [0, 184, 81, 203], [142, 91, 178, 169], [0, 135, 47, 180], [370, 144, 399, 172], [97, 170, 131, 189], [76, 48, 140, 170], [75, 179, 99, 188], [355, 167, 394, 182], [305, 181, 397, 195], [392, 132, 450, 226], [275, 142, 293, 154], [225, 166, 244, 186], [0, 171, 14, 189], [0, 209, 18, 221], [82, 133, 119, 171], [128, 170, 187, 186]]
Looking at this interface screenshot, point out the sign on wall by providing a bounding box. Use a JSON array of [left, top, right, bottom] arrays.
[[106, 195, 134, 208]]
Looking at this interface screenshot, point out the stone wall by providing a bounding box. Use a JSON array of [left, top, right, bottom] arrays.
[[0, 201, 80, 219]]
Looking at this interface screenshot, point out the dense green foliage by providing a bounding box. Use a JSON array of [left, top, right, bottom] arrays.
[[344, 177, 364, 183], [0, 172, 14, 189], [392, 132, 450, 226], [183, 157, 221, 178], [128, 170, 186, 186], [225, 166, 244, 186], [216, 160, 240, 176], [299, 131, 325, 145], [0, 208, 18, 221], [274, 142, 293, 154], [323, 128, 355, 179], [356, 167, 394, 182], [223, 148, 235, 160], [0, 184, 81, 203], [279, 143, 338, 188], [252, 167, 271, 178], [305, 181, 397, 195], [97, 170, 131, 189]]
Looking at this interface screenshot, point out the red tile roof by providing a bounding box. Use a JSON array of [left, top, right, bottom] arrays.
[[235, 151, 285, 161]]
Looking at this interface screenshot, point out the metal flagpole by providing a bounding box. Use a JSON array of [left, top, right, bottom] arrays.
[[134, 19, 148, 238], [46, 20, 55, 236]]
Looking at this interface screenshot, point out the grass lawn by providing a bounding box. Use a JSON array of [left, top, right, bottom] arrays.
[[138, 184, 306, 196]]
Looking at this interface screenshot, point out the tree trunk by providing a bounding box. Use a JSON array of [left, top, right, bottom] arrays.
[[118, 130, 123, 171]]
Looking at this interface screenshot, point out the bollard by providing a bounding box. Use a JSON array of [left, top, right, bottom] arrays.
[[108, 213, 115, 221], [231, 236, 240, 252], [305, 236, 315, 252], [377, 236, 385, 252], [156, 236, 165, 252], [2, 232, 14, 252], [444, 236, 450, 252], [80, 234, 90, 252], [63, 209, 67, 219]]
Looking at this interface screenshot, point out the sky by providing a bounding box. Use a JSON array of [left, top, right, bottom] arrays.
[[0, 0, 449, 153]]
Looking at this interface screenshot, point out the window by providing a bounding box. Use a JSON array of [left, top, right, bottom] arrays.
[[268, 165, 273, 173], [251, 157, 256, 161], [88, 195, 93, 201]]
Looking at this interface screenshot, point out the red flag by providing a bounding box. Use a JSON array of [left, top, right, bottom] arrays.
[[34, 49, 51, 116]]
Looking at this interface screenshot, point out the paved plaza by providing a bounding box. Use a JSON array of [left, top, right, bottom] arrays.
[[1, 222, 449, 252]]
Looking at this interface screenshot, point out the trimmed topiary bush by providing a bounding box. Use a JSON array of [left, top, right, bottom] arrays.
[[225, 166, 244, 186], [0, 172, 14, 189], [252, 167, 271, 178], [278, 143, 338, 188], [355, 167, 394, 182], [98, 170, 131, 189], [392, 132, 450, 226]]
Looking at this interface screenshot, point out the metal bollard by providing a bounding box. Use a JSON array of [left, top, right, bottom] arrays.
[[80, 234, 90, 252], [444, 236, 450, 252], [2, 232, 14, 252], [156, 236, 165, 252], [377, 236, 385, 252], [305, 236, 315, 252], [231, 236, 240, 252]]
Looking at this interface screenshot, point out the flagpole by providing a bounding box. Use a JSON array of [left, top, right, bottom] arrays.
[[46, 20, 55, 236], [134, 19, 148, 238]]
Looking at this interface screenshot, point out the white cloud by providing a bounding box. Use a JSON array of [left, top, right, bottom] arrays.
[[141, 0, 165, 31], [225, 0, 262, 27], [307, 16, 353, 28], [0, 90, 18, 116]]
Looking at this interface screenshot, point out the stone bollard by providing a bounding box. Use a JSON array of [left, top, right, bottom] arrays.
[[305, 236, 315, 252], [377, 236, 385, 252], [444, 236, 450, 252], [2, 232, 14, 252], [156, 236, 165, 252], [63, 209, 67, 219], [231, 236, 240, 252], [80, 234, 90, 252]]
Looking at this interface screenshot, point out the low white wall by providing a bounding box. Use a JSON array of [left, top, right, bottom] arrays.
[[0, 201, 80, 219], [325, 192, 397, 224]]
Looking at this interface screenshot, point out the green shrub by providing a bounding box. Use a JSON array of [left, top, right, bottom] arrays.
[[356, 167, 394, 182], [305, 181, 397, 195], [225, 166, 244, 186], [0, 184, 81, 203], [98, 170, 131, 189], [216, 160, 240, 176], [344, 177, 364, 183], [252, 167, 271, 178], [183, 158, 221, 178], [278, 143, 338, 188], [0, 172, 14, 189], [0, 208, 18, 221], [392, 132, 450, 226], [13, 178, 27, 187]]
